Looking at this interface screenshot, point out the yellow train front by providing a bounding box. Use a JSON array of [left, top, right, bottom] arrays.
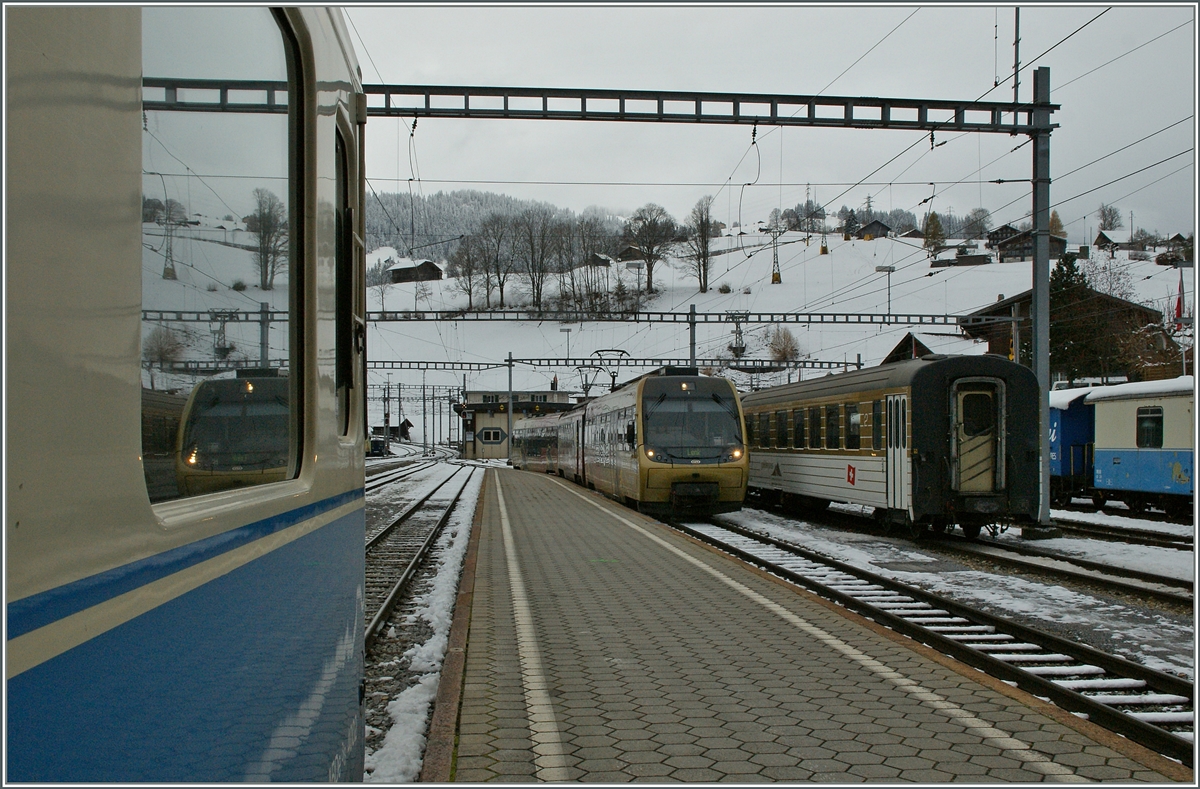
[[175, 372, 290, 497], [513, 367, 748, 516]]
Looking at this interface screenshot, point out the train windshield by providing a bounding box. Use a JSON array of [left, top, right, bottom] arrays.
[[641, 377, 742, 460], [181, 378, 290, 470]]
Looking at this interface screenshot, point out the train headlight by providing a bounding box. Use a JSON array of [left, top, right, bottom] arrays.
[[186, 448, 198, 465], [645, 447, 667, 462], [721, 446, 744, 463]]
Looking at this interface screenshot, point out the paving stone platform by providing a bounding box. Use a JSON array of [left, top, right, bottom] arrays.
[[423, 469, 1190, 782]]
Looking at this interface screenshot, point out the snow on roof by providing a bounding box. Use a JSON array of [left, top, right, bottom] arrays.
[[385, 257, 435, 271], [1048, 387, 1094, 409], [1084, 376, 1194, 403], [1094, 228, 1133, 245]]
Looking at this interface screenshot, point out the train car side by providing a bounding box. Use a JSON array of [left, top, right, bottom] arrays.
[[1048, 388, 1097, 506], [743, 355, 1040, 538], [1086, 377, 1194, 517], [6, 8, 367, 781]]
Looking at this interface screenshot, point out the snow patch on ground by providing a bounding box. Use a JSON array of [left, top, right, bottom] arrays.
[[363, 465, 485, 782]]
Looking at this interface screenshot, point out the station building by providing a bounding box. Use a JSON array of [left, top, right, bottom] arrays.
[[457, 388, 578, 461]]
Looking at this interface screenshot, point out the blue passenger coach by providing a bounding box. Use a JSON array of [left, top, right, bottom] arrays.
[[7, 7, 368, 781], [1048, 387, 1097, 506], [1087, 377, 1194, 518]]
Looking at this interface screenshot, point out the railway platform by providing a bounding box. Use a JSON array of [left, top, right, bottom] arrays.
[[421, 468, 1190, 782]]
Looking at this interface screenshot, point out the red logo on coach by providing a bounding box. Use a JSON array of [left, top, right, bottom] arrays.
[[847, 465, 856, 485]]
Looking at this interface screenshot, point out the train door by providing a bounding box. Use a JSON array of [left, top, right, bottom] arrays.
[[886, 394, 910, 514], [951, 380, 1004, 492], [577, 414, 586, 485]]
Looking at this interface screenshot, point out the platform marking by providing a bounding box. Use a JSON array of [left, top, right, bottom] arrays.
[[556, 481, 1088, 783], [494, 476, 570, 781]]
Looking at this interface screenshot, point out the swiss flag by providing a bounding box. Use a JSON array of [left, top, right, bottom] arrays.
[[847, 465, 857, 486]]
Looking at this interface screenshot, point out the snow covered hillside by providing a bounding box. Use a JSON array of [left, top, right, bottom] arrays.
[[364, 232, 1190, 436]]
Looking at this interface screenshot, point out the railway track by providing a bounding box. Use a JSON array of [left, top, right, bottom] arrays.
[[752, 495, 1193, 604], [1056, 500, 1193, 527], [365, 459, 439, 494], [927, 532, 1193, 605], [364, 466, 477, 651], [672, 518, 1195, 766], [1050, 517, 1194, 551]]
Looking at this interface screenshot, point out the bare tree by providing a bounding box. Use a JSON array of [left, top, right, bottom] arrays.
[[366, 260, 394, 308], [515, 205, 557, 311], [143, 325, 184, 390], [766, 326, 801, 361], [962, 207, 992, 240], [623, 203, 677, 294], [682, 195, 717, 293], [248, 188, 288, 290], [477, 212, 515, 308], [448, 235, 484, 310], [1097, 203, 1123, 231]]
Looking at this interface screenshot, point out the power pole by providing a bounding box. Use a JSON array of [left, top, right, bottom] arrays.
[[1031, 66, 1053, 531], [506, 351, 513, 465]]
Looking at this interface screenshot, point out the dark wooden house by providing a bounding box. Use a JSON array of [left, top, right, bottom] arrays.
[[387, 258, 443, 283], [855, 219, 891, 240]]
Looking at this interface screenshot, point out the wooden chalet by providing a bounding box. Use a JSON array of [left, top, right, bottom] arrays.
[[855, 219, 891, 240], [386, 257, 443, 283]]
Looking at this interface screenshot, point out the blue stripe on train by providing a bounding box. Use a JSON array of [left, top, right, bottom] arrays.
[[1093, 448, 1193, 496], [7, 488, 363, 640], [6, 507, 365, 782]]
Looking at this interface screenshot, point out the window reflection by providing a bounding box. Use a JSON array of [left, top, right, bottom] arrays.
[[140, 7, 295, 502]]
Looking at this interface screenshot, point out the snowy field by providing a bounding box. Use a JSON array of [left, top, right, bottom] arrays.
[[359, 234, 1189, 442]]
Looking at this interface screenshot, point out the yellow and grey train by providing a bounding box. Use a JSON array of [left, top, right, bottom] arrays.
[[512, 367, 748, 515], [8, 7, 368, 781], [740, 355, 1041, 538]]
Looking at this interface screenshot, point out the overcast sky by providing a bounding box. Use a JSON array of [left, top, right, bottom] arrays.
[[344, 3, 1195, 244]]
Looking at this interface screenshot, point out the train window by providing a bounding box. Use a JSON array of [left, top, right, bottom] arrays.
[[961, 393, 995, 437], [872, 400, 883, 450], [745, 414, 756, 446], [792, 409, 805, 449], [141, 8, 297, 502], [808, 407, 821, 449], [335, 129, 353, 436], [758, 412, 770, 448], [845, 404, 860, 450], [825, 405, 841, 449], [1136, 406, 1164, 448], [775, 411, 788, 448]]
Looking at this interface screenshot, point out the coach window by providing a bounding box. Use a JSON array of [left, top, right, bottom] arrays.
[[792, 409, 805, 449], [141, 8, 296, 503], [845, 404, 861, 450], [825, 404, 841, 449], [758, 412, 770, 448], [808, 406, 822, 449], [775, 411, 788, 448], [872, 400, 883, 450], [745, 413, 756, 446], [1136, 406, 1164, 448]]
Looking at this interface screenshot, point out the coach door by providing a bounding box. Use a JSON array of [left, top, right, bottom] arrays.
[[886, 395, 910, 513], [952, 381, 1002, 492]]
